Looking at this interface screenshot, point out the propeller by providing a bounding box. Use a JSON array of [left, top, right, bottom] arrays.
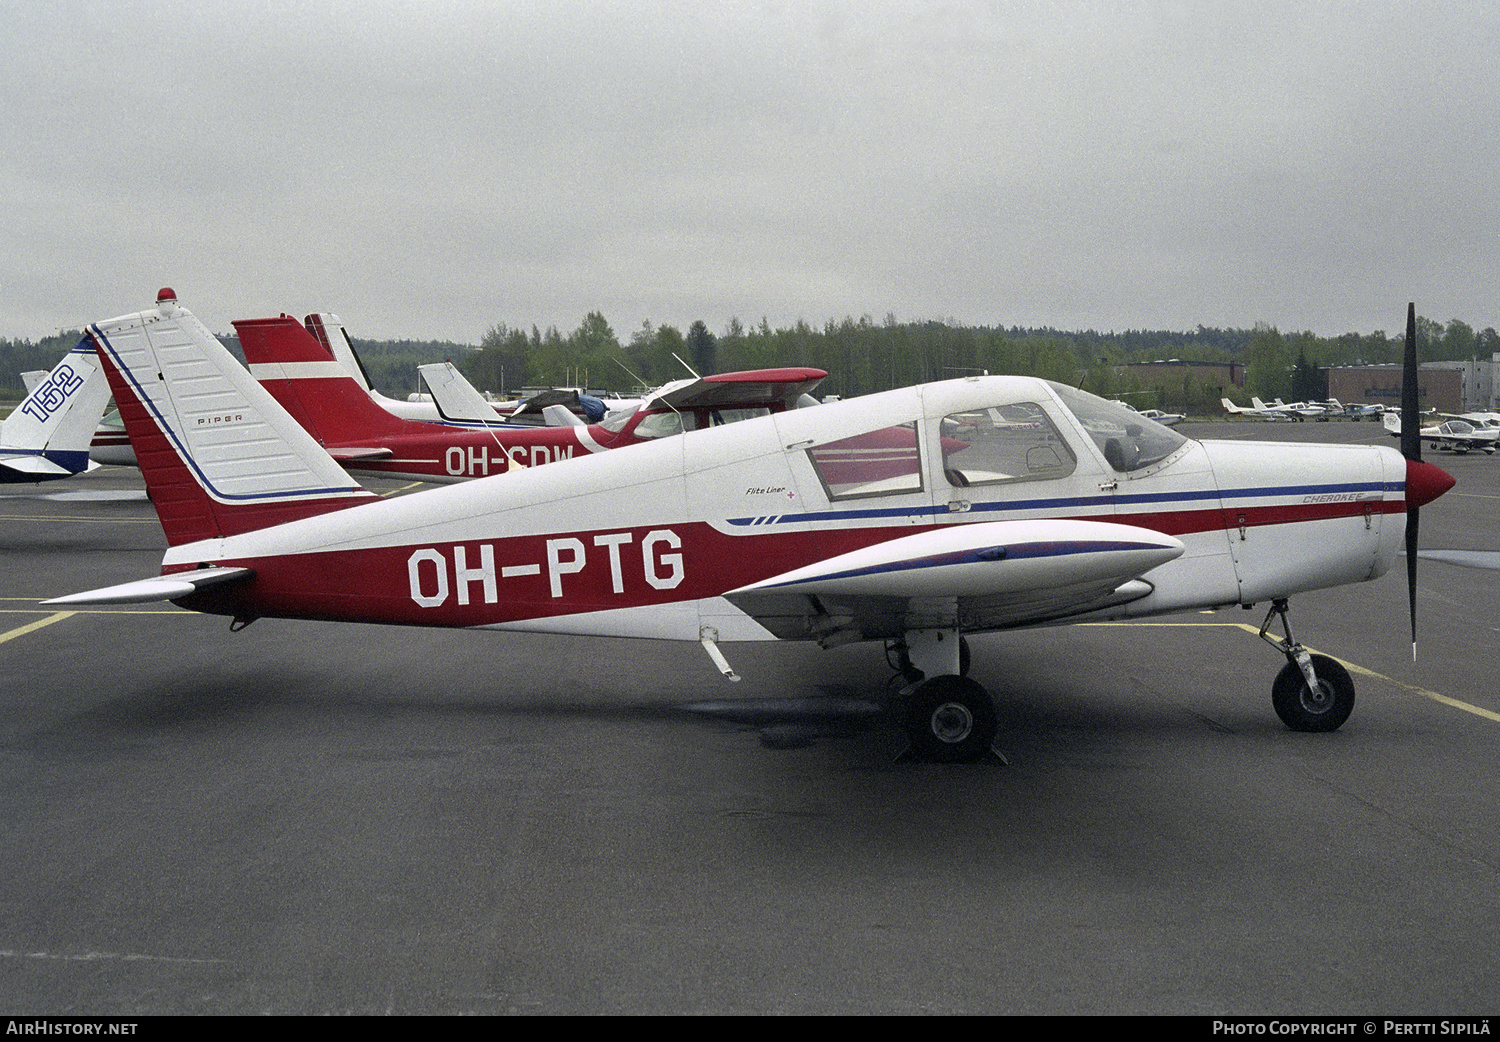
[[1399, 303, 1457, 660]]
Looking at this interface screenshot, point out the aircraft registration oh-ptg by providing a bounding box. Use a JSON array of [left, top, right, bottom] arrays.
[[52, 292, 1456, 761]]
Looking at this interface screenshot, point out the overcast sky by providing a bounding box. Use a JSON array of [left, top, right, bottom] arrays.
[[3, 1, 1496, 344]]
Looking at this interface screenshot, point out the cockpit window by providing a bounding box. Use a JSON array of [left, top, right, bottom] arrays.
[[629, 410, 697, 439], [1048, 382, 1189, 472], [807, 422, 924, 500], [598, 408, 635, 433], [711, 407, 770, 426], [940, 404, 1076, 486]]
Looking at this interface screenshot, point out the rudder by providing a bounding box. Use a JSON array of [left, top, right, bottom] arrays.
[[238, 314, 417, 443]]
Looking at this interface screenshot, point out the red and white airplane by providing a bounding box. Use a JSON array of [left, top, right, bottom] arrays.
[[51, 292, 1455, 761], [238, 309, 825, 481], [1382, 410, 1498, 455]]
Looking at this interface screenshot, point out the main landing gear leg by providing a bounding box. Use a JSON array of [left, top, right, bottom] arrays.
[[889, 629, 1002, 764], [1257, 599, 1355, 732]]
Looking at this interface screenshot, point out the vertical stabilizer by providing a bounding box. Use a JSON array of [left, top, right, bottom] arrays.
[[418, 361, 503, 424], [238, 314, 417, 442], [304, 312, 374, 391], [0, 339, 113, 481], [88, 290, 378, 545]]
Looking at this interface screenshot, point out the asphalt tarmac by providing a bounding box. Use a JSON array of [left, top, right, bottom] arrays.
[[1, 419, 1496, 1014]]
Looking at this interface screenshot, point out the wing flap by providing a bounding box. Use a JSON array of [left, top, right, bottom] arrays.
[[45, 566, 254, 606]]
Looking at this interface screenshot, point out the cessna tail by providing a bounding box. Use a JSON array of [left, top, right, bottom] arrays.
[[1, 337, 113, 483], [55, 291, 1455, 761], [241, 308, 825, 481]]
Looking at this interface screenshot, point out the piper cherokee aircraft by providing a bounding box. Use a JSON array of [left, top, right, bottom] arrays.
[[51, 292, 1455, 762], [239, 308, 826, 481], [1382, 410, 1497, 454], [1, 337, 113, 482]]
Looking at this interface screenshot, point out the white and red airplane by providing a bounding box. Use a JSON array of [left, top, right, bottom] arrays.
[[51, 292, 1455, 761], [238, 309, 825, 481], [1382, 410, 1498, 455]]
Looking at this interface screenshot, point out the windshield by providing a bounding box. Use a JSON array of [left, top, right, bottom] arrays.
[[1048, 382, 1189, 473], [598, 408, 636, 433], [630, 410, 697, 439]]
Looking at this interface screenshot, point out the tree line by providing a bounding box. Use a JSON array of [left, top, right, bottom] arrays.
[[5, 313, 1496, 414], [460, 312, 1499, 412]]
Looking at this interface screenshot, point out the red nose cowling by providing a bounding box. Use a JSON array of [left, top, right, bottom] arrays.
[[1406, 458, 1456, 509]]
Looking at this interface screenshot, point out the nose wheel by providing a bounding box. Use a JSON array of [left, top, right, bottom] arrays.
[[1271, 654, 1355, 732], [1258, 600, 1357, 732]]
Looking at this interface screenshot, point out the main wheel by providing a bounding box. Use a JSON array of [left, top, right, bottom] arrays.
[[1271, 654, 1355, 732], [904, 675, 997, 763]]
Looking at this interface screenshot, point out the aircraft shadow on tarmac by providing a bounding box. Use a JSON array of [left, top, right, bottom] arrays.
[[26, 663, 1270, 776], [35, 671, 898, 756]]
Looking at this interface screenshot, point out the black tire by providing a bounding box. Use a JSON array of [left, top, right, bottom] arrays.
[[1272, 655, 1355, 732], [904, 675, 996, 763]]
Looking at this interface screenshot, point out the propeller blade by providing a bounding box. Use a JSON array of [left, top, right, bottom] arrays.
[[1402, 303, 1421, 659], [1401, 304, 1420, 463], [1406, 499, 1419, 660]]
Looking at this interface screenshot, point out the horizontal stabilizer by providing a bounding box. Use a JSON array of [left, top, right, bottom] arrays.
[[1, 454, 78, 477], [45, 566, 253, 606]]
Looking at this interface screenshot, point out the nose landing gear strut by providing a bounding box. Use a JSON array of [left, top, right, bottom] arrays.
[[1257, 599, 1356, 732]]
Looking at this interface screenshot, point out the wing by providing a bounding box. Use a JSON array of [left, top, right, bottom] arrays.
[[724, 519, 1184, 643], [649, 368, 827, 413]]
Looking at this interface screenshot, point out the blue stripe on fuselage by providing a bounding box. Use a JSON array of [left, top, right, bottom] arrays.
[[727, 480, 1393, 528]]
